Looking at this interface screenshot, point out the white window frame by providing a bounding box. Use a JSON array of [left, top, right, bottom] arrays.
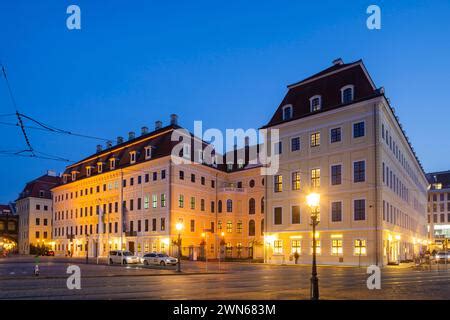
[[109, 158, 116, 170], [273, 206, 283, 225], [352, 197, 367, 222], [331, 238, 343, 256], [290, 136, 301, 152], [329, 126, 343, 144], [145, 146, 152, 160], [290, 170, 301, 191], [310, 131, 320, 148], [329, 163, 343, 186], [290, 204, 301, 225], [183, 143, 191, 160], [130, 151, 137, 164], [329, 200, 343, 223], [352, 120, 366, 139], [86, 166, 92, 177], [340, 84, 354, 103], [352, 159, 366, 183], [282, 104, 293, 120], [353, 238, 368, 256], [97, 162, 103, 173], [309, 95, 322, 112]]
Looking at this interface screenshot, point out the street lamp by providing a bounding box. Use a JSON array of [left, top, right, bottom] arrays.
[[307, 192, 320, 300], [175, 222, 183, 272]]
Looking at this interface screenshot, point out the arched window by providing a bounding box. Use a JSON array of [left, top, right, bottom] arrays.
[[309, 95, 322, 112], [341, 85, 354, 103], [282, 104, 293, 120], [261, 219, 264, 235], [249, 198, 255, 215], [249, 179, 255, 188], [261, 197, 265, 214], [249, 220, 255, 236], [218, 200, 222, 213], [226, 199, 233, 213]]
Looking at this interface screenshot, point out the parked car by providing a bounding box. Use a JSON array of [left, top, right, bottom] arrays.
[[142, 252, 178, 266], [43, 250, 55, 256], [109, 250, 140, 265], [435, 251, 450, 263]]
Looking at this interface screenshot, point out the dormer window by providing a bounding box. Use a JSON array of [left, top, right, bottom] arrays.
[[63, 174, 69, 184], [144, 146, 152, 160], [310, 95, 322, 112], [212, 155, 218, 168], [86, 166, 92, 177], [227, 164, 233, 171], [71, 171, 78, 181], [282, 104, 293, 120], [130, 151, 137, 164], [109, 158, 116, 170], [97, 162, 103, 173], [197, 150, 203, 163], [341, 85, 354, 104], [183, 144, 191, 160]]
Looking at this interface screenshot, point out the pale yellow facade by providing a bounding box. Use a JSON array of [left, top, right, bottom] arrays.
[[265, 96, 428, 266]]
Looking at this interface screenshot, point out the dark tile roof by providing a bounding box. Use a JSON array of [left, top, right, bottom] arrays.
[[262, 60, 379, 128], [17, 174, 61, 200], [426, 171, 450, 189]]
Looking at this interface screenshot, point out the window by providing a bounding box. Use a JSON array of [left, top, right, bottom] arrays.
[[152, 219, 157, 231], [331, 239, 343, 255], [249, 198, 255, 214], [353, 161, 366, 182], [331, 165, 342, 185], [282, 104, 293, 120], [261, 197, 265, 213], [97, 163, 103, 173], [191, 174, 196, 183], [129, 151, 136, 164], [311, 169, 320, 188], [354, 239, 367, 256], [236, 221, 243, 233], [153, 172, 157, 181], [145, 146, 152, 159], [354, 199, 366, 221], [292, 205, 300, 224], [86, 166, 92, 177], [110, 158, 115, 170], [190, 197, 196, 210], [274, 175, 283, 193], [226, 221, 232, 233], [249, 179, 255, 188], [178, 195, 184, 208], [190, 220, 195, 232], [311, 240, 321, 255], [274, 207, 282, 225], [211, 201, 215, 213], [248, 220, 255, 236], [161, 194, 166, 207], [341, 85, 354, 103], [331, 202, 342, 222], [161, 218, 165, 231], [161, 170, 166, 179], [144, 196, 149, 209], [276, 141, 282, 155], [201, 199, 205, 211], [201, 176, 205, 185], [179, 171, 184, 180], [310, 132, 320, 147], [330, 127, 341, 143], [218, 200, 222, 213], [291, 137, 300, 152], [226, 200, 233, 212], [152, 195, 157, 208], [310, 95, 321, 112], [274, 240, 283, 254], [353, 122, 365, 138]]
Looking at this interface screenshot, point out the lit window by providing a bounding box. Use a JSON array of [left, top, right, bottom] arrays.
[[310, 132, 320, 147], [354, 239, 367, 256], [311, 168, 320, 188], [178, 195, 184, 208], [226, 221, 233, 233], [282, 104, 293, 120], [236, 221, 243, 234], [152, 195, 157, 208], [274, 175, 283, 192], [291, 240, 301, 254], [274, 240, 283, 254], [161, 194, 166, 207], [291, 172, 300, 190], [310, 95, 321, 112], [144, 195, 149, 209], [331, 239, 343, 255], [190, 197, 196, 210], [341, 85, 354, 103]]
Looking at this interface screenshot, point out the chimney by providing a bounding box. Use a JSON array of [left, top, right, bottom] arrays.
[[106, 140, 113, 148], [96, 144, 103, 153], [155, 120, 162, 130], [117, 136, 124, 145], [141, 126, 149, 135], [128, 131, 135, 140], [46, 170, 57, 177], [170, 114, 178, 126], [332, 58, 344, 66]]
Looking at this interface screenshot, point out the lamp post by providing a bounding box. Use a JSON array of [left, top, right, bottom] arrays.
[[307, 192, 320, 300], [175, 222, 183, 272]]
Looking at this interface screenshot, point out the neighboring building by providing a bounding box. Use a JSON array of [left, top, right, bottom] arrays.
[[0, 203, 18, 253], [426, 171, 450, 247], [262, 58, 428, 266], [51, 118, 265, 260], [16, 172, 61, 254]]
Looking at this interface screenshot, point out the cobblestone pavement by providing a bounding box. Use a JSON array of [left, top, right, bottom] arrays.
[[1, 256, 449, 299]]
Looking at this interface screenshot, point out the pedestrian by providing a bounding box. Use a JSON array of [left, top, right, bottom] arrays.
[[294, 251, 300, 264], [34, 254, 40, 276]]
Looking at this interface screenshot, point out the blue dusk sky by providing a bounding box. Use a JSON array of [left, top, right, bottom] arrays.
[[0, 0, 449, 203]]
